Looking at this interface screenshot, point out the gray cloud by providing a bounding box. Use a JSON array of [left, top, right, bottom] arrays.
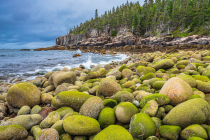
[[0, 0, 143, 49]]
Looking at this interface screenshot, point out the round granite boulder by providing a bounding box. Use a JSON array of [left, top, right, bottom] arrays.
[[6, 82, 41, 108], [96, 78, 122, 97], [79, 96, 104, 119], [163, 98, 210, 129], [51, 91, 90, 112], [0, 125, 28, 140], [98, 107, 115, 129], [159, 77, 193, 105], [63, 115, 100, 136]]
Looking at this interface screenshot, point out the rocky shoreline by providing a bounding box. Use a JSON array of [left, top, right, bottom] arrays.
[[1, 49, 210, 139]]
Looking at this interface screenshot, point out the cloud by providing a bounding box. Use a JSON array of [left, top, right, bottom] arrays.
[[0, 0, 143, 49]]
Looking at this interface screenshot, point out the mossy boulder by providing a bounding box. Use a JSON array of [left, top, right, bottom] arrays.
[[185, 63, 197, 71], [59, 133, 72, 140], [155, 107, 165, 119], [123, 81, 136, 88], [115, 102, 138, 123], [122, 68, 133, 80], [63, 115, 100, 136], [136, 66, 156, 77], [17, 105, 30, 115], [51, 120, 65, 135], [6, 82, 41, 108], [188, 94, 202, 100], [159, 77, 193, 105], [151, 117, 162, 129], [79, 96, 104, 119], [159, 125, 181, 140], [96, 78, 122, 97], [98, 107, 115, 129], [31, 105, 42, 114], [36, 128, 59, 140], [0, 125, 28, 140], [180, 124, 208, 140], [56, 107, 74, 118], [106, 68, 122, 79], [119, 64, 127, 72], [177, 75, 196, 88], [55, 85, 69, 95], [140, 100, 158, 117], [110, 91, 134, 103], [40, 111, 60, 128], [196, 80, 210, 93], [163, 98, 210, 129], [153, 81, 166, 90], [187, 137, 205, 140], [31, 125, 42, 139], [152, 59, 174, 70], [51, 91, 90, 112], [49, 71, 76, 88], [139, 94, 170, 108], [88, 72, 100, 79], [103, 99, 117, 108], [163, 105, 173, 113], [12, 114, 42, 130], [41, 93, 53, 104], [193, 75, 210, 82], [129, 113, 156, 139], [135, 91, 152, 102], [140, 73, 156, 81], [93, 125, 133, 140], [176, 60, 190, 66]]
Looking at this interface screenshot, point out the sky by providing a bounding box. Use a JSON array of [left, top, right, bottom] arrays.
[[0, 0, 143, 49]]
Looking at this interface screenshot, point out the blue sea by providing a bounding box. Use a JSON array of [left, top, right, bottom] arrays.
[[0, 49, 128, 82]]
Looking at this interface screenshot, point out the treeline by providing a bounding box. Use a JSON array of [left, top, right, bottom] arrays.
[[69, 0, 210, 37]]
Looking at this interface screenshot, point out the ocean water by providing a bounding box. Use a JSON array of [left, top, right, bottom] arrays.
[[0, 49, 128, 82]]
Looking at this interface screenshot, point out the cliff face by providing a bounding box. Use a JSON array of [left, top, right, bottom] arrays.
[[56, 34, 84, 46]]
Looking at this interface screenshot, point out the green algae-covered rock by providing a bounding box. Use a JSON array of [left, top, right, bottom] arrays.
[[177, 75, 197, 88], [88, 71, 100, 79], [103, 99, 117, 108], [176, 60, 190, 66], [140, 100, 158, 117], [146, 136, 159, 140], [137, 66, 156, 77], [59, 133, 72, 140], [79, 96, 104, 119], [163, 105, 173, 113], [119, 64, 127, 72], [62, 112, 80, 120], [79, 86, 90, 92], [151, 117, 162, 129], [129, 113, 156, 139], [135, 91, 152, 102], [140, 73, 156, 81], [93, 125, 133, 140], [196, 80, 210, 93], [188, 94, 202, 100], [159, 125, 181, 140], [106, 68, 122, 79], [49, 71, 76, 88], [139, 94, 170, 108], [96, 78, 122, 97], [193, 91, 205, 99], [17, 105, 30, 115], [122, 68, 133, 80], [153, 81, 166, 90], [187, 137, 205, 140], [98, 107, 115, 129], [31, 125, 42, 139], [63, 115, 100, 136], [111, 90, 134, 103], [163, 98, 210, 129], [155, 107, 165, 119], [12, 114, 42, 130], [56, 107, 74, 119], [85, 79, 100, 83], [51, 91, 90, 112], [40, 111, 60, 128], [6, 82, 41, 108], [0, 125, 28, 140], [159, 77, 193, 105], [51, 120, 65, 135], [123, 81, 136, 88], [152, 59, 174, 70], [115, 102, 138, 124], [180, 124, 208, 140], [193, 75, 210, 82], [31, 105, 42, 114], [36, 128, 59, 140]]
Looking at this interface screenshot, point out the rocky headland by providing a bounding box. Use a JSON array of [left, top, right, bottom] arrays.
[[34, 27, 210, 55], [1, 48, 210, 139]]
